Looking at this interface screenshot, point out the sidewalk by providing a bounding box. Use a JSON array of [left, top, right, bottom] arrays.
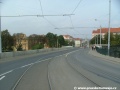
[[89, 49, 120, 63]]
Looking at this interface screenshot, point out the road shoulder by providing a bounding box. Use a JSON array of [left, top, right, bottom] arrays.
[[88, 49, 120, 63]]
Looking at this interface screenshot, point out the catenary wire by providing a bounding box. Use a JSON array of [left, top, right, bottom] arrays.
[[71, 0, 83, 14]]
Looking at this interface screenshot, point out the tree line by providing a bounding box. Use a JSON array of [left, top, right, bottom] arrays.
[[1, 30, 67, 52], [90, 33, 120, 46]]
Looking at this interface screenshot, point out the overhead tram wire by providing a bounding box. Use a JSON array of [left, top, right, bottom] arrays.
[[66, 0, 84, 37], [69, 16, 78, 35], [37, 0, 71, 35], [44, 17, 70, 35], [72, 0, 83, 14], [54, 27, 99, 29], [38, 0, 44, 16], [1, 14, 74, 17]]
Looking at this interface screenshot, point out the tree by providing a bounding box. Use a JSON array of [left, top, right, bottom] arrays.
[[17, 44, 23, 51], [113, 34, 120, 45], [58, 35, 65, 47], [104, 33, 114, 45], [28, 34, 46, 49], [1, 30, 14, 52], [46, 32, 57, 48], [32, 43, 44, 50]]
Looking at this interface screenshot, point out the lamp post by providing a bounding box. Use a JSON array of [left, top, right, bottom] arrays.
[[95, 19, 102, 47], [108, 0, 111, 56]]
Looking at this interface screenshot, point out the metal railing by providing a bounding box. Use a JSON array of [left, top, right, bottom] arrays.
[[96, 45, 120, 58]]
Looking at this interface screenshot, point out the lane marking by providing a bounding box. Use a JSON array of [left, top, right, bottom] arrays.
[[0, 49, 78, 78], [0, 58, 52, 77], [0, 76, 5, 80], [20, 63, 34, 68], [0, 70, 13, 77], [66, 49, 80, 57]]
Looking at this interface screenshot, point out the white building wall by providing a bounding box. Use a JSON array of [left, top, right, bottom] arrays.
[[75, 40, 81, 47]]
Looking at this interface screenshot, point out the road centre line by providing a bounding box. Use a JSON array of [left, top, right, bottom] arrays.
[[0, 76, 5, 81]]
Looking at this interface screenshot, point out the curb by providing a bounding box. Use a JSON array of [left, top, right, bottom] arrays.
[[88, 50, 120, 63]]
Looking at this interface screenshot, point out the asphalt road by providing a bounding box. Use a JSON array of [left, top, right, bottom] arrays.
[[0, 48, 120, 90], [0, 48, 77, 90]]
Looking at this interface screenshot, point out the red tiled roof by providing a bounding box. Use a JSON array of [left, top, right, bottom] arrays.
[[92, 28, 120, 34], [74, 38, 81, 40], [63, 35, 73, 38]]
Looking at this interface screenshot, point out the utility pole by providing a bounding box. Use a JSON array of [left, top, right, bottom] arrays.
[[97, 35, 98, 45], [95, 19, 102, 47], [108, 0, 111, 56], [100, 26, 102, 47], [95, 35, 97, 45]]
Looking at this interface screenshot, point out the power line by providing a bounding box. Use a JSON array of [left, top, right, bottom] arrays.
[[37, 0, 72, 35], [1, 14, 74, 17], [54, 27, 99, 29], [43, 17, 69, 34], [72, 0, 83, 14], [38, 0, 44, 15]]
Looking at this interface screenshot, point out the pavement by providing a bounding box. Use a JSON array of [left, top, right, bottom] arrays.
[[88, 49, 120, 63]]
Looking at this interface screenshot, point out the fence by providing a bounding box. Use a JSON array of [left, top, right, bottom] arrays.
[[96, 45, 120, 58]]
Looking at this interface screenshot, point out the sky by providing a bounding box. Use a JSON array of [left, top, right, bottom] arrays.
[[1, 0, 120, 39]]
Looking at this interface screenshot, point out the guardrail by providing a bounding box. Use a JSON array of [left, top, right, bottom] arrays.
[[96, 46, 120, 58], [0, 47, 73, 59]]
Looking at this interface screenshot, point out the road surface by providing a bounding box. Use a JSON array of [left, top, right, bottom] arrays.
[[0, 48, 120, 90]]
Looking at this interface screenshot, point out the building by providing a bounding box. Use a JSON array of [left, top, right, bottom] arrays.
[[92, 27, 120, 38], [13, 33, 28, 50], [74, 38, 81, 47], [63, 35, 74, 41], [63, 35, 74, 46]]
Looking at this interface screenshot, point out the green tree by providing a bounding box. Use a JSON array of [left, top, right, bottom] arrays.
[[46, 32, 57, 48], [1, 30, 14, 52], [28, 34, 46, 49], [113, 34, 120, 45], [32, 43, 44, 50], [17, 44, 23, 51], [104, 33, 114, 45], [58, 35, 65, 47]]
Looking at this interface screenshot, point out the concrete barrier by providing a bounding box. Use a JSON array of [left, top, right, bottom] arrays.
[[0, 47, 73, 59]]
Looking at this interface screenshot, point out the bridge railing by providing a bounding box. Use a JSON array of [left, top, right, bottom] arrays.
[[96, 45, 120, 58]]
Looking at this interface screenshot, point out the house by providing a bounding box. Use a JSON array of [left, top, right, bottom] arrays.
[[74, 38, 81, 47], [92, 27, 120, 38], [13, 33, 28, 50], [63, 35, 74, 42]]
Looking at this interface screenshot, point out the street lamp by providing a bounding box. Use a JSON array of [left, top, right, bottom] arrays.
[[108, 0, 111, 56], [95, 19, 102, 47]]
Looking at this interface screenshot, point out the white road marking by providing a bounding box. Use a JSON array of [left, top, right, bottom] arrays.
[[20, 63, 34, 68], [0, 58, 52, 77], [0, 70, 13, 77], [0, 76, 5, 80], [66, 49, 80, 57], [0, 50, 78, 78]]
